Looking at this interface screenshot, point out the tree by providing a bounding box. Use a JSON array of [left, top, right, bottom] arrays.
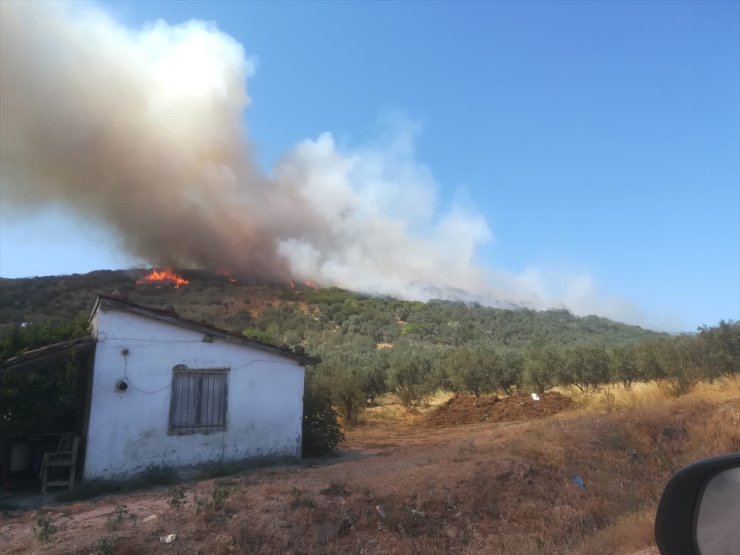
[[635, 339, 667, 381], [659, 335, 701, 396], [0, 315, 89, 361], [302, 369, 343, 456], [496, 349, 524, 394], [696, 320, 740, 380], [1, 354, 83, 435], [559, 344, 611, 391], [610, 345, 642, 388], [389, 348, 436, 408], [1, 316, 90, 436], [315, 353, 369, 424], [445, 347, 493, 397], [523, 341, 561, 394]]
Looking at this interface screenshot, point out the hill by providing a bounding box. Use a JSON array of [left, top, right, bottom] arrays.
[[1, 269, 736, 436], [0, 269, 660, 350]]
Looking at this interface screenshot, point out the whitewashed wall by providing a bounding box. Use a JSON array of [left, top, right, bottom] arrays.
[[84, 308, 304, 480]]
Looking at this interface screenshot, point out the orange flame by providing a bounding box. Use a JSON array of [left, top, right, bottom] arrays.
[[289, 280, 295, 288], [136, 267, 189, 288], [303, 280, 318, 289]]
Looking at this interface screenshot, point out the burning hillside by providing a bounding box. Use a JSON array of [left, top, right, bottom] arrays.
[[136, 267, 189, 288], [0, 2, 492, 305], [0, 1, 650, 326]]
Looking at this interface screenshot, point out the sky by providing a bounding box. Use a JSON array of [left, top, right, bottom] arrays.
[[0, 0, 738, 332]]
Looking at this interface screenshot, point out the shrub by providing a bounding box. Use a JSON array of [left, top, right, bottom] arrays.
[[289, 487, 317, 509], [212, 482, 231, 510], [90, 538, 115, 555], [33, 515, 57, 542], [167, 485, 187, 509], [106, 503, 132, 530], [302, 370, 343, 456], [194, 482, 232, 520]]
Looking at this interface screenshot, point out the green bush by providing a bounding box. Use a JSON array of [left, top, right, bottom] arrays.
[[33, 515, 57, 542], [242, 328, 278, 344], [302, 370, 343, 456]]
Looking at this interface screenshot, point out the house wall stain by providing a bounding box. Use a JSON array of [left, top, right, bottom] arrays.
[[84, 309, 304, 480]]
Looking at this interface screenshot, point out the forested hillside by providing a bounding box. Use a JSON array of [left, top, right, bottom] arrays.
[[0, 269, 657, 345], [2, 270, 737, 426]]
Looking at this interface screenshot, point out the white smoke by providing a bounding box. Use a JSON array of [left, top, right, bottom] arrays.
[[0, 1, 655, 326]]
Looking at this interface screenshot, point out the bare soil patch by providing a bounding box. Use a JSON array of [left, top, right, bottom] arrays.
[[427, 391, 574, 427]]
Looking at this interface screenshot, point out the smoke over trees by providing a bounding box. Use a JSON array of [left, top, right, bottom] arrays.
[[0, 2, 663, 326], [0, 2, 491, 299]]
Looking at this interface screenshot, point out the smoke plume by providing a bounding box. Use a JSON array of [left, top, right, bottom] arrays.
[[0, 1, 653, 325]]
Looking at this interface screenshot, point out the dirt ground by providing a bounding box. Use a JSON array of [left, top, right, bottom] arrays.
[[427, 392, 574, 427], [2, 392, 738, 555]]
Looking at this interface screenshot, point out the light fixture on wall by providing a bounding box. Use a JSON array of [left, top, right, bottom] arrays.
[[116, 347, 130, 392], [115, 379, 129, 392]]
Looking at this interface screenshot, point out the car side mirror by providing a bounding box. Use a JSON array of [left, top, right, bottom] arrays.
[[655, 452, 740, 555], [695, 466, 740, 555]]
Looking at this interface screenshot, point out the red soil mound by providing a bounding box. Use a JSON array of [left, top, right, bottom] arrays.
[[428, 391, 574, 427]]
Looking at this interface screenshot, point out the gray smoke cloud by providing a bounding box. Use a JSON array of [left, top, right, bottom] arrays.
[[0, 1, 659, 326], [0, 1, 296, 278], [0, 2, 492, 292]]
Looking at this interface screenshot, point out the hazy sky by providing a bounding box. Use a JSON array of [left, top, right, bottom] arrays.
[[0, 0, 738, 331]]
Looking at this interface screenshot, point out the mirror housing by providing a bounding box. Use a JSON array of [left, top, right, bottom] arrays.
[[695, 466, 740, 555], [655, 452, 740, 555]]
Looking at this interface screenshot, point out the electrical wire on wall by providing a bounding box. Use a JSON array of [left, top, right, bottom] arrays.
[[116, 345, 172, 395], [104, 325, 297, 395]]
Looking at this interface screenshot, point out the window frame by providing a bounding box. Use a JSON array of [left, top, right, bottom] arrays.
[[168, 367, 229, 435]]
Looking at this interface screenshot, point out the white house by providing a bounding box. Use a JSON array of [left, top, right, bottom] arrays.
[[82, 294, 315, 480]]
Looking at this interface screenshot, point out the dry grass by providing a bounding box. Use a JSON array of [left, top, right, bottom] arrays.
[[363, 403, 411, 424], [575, 508, 656, 555], [362, 391, 455, 425], [428, 389, 456, 408], [3, 380, 738, 554], [560, 374, 740, 414]]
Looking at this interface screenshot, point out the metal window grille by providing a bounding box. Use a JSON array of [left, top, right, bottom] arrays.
[[169, 369, 228, 434]]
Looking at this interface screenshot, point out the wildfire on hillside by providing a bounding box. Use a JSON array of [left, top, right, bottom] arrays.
[[136, 267, 189, 288], [288, 279, 319, 289], [219, 269, 238, 283]]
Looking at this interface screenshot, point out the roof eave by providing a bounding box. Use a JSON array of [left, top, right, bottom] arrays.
[[0, 336, 95, 371], [95, 295, 317, 366]]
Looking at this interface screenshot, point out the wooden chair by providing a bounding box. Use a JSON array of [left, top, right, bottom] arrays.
[[39, 434, 80, 494]]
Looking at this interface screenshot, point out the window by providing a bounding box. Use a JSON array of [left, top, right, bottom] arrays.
[[169, 368, 228, 434]]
